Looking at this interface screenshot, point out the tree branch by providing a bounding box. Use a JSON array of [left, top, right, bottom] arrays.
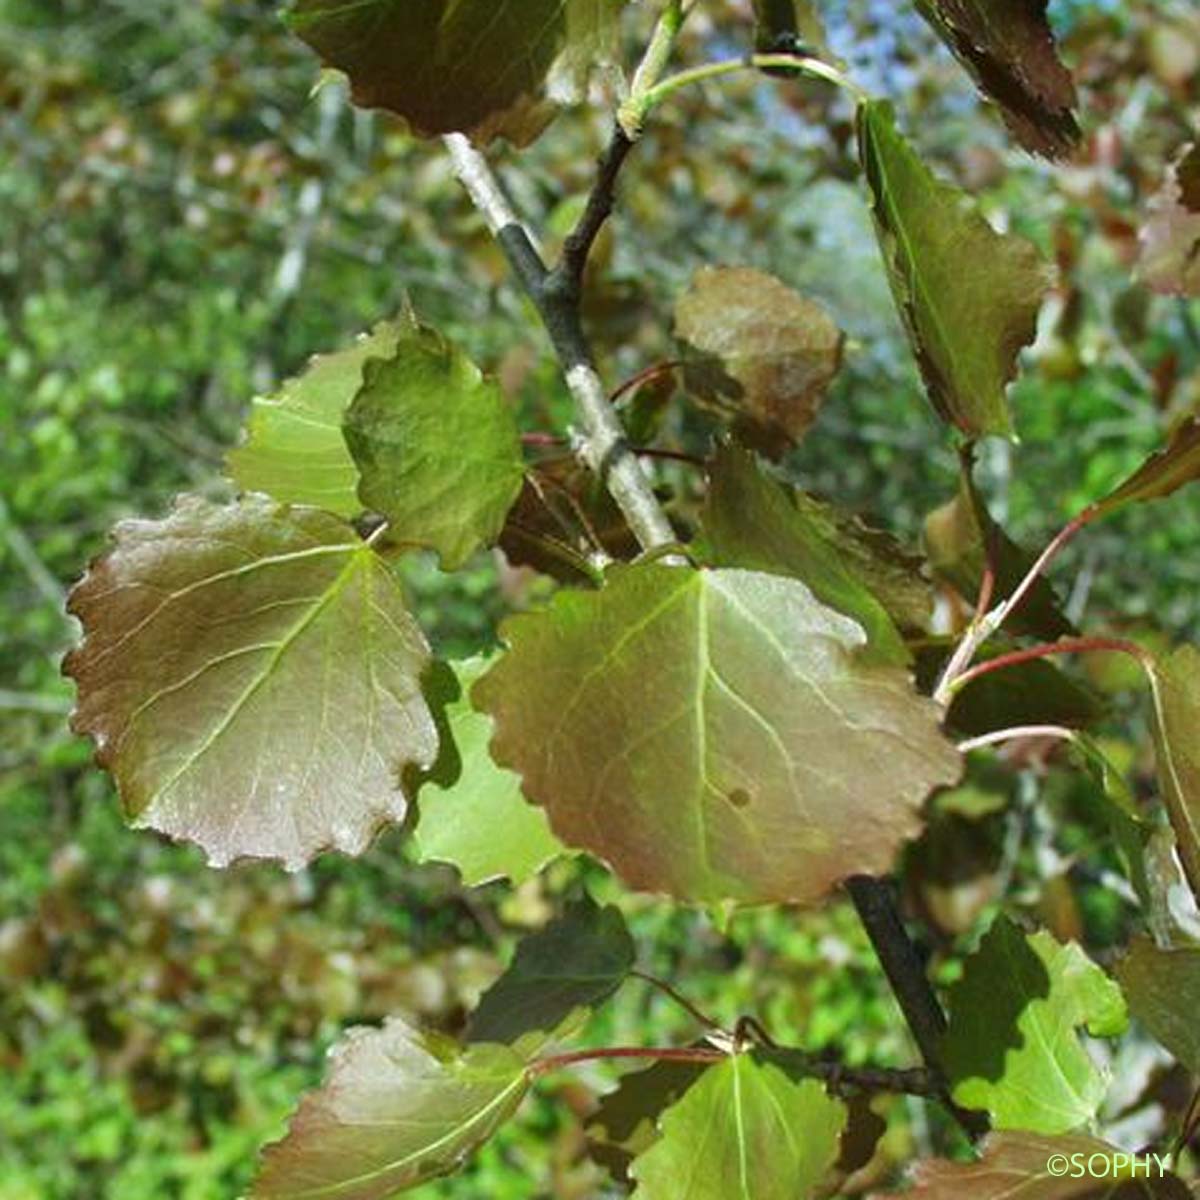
[[845, 875, 987, 1137], [444, 133, 676, 553], [555, 126, 634, 296]]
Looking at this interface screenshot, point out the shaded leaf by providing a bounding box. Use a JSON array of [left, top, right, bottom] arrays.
[[474, 563, 961, 906], [344, 324, 525, 570], [942, 916, 1127, 1133], [64, 495, 437, 870], [1070, 735, 1159, 929], [1138, 144, 1200, 297], [1092, 418, 1200, 517], [702, 440, 927, 665], [586, 1058, 709, 1184], [857, 100, 1050, 439], [467, 895, 634, 1045], [411, 658, 565, 887], [913, 0, 1080, 159], [287, 0, 628, 146], [876, 1131, 1189, 1198], [499, 456, 638, 585], [1115, 937, 1200, 1075], [253, 1017, 530, 1199], [924, 475, 1073, 640], [948, 654, 1102, 736], [226, 320, 399, 516], [1147, 646, 1200, 901], [629, 1055, 846, 1200], [674, 267, 844, 458]]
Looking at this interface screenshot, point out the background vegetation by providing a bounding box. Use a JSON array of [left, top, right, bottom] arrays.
[[3, 0, 1199, 1195]]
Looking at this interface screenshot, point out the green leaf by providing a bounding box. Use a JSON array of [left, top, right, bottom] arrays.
[[412, 657, 565, 887], [226, 320, 400, 516], [1138, 143, 1200, 297], [1092, 417, 1200, 517], [1147, 645, 1200, 901], [586, 1058, 710, 1184], [467, 894, 634, 1044], [913, 0, 1080, 159], [875, 1131, 1189, 1198], [64, 495, 437, 870], [1115, 937, 1200, 1075], [252, 1017, 530, 1199], [286, 0, 628, 146], [474, 563, 961, 906], [702, 441, 925, 665], [673, 267, 844, 458], [1069, 735, 1159, 927], [628, 1054, 846, 1200], [343, 324, 525, 570], [942, 916, 1128, 1134], [857, 100, 1050, 439], [924, 474, 1073, 641]]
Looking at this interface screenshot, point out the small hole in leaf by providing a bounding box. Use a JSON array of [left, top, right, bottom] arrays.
[[727, 788, 752, 809]]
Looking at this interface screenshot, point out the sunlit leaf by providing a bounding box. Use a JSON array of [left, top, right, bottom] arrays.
[[467, 894, 634, 1044], [913, 0, 1080, 159], [924, 475, 1073, 640], [1115, 937, 1200, 1075], [876, 1131, 1189, 1198], [942, 916, 1127, 1134], [343, 324, 525, 570], [253, 1017, 530, 1199], [674, 267, 844, 458], [227, 320, 399, 516], [702, 440, 926, 665], [1138, 144, 1200, 297], [287, 0, 628, 146], [1147, 645, 1200, 900], [474, 563, 961, 906], [411, 658, 565, 887], [628, 1055, 846, 1200], [1092, 417, 1200, 517], [64, 495, 437, 870], [858, 100, 1050, 439]]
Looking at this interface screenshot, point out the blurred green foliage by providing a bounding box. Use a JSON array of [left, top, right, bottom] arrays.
[[2, 0, 1199, 1195]]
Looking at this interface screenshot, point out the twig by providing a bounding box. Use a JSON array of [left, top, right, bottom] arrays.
[[630, 968, 727, 1033], [845, 875, 987, 1138], [948, 636, 1149, 697], [610, 359, 683, 406], [957, 725, 1076, 754], [556, 127, 634, 296], [528, 1041, 944, 1097], [444, 135, 676, 553]]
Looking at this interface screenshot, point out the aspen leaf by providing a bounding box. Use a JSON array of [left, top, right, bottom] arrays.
[[253, 1018, 530, 1199], [474, 564, 961, 906], [287, 0, 628, 147], [1147, 645, 1200, 901], [942, 916, 1127, 1134], [876, 1132, 1189, 1198], [858, 100, 1050, 439], [1115, 937, 1200, 1075], [628, 1056, 846, 1200], [467, 895, 634, 1044], [411, 658, 564, 887], [913, 0, 1081, 159], [227, 320, 400, 516], [674, 267, 844, 458], [65, 495, 437, 870], [343, 324, 525, 570]]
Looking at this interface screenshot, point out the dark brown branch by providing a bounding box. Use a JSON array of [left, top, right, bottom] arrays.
[[845, 875, 987, 1138], [554, 126, 635, 299]]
